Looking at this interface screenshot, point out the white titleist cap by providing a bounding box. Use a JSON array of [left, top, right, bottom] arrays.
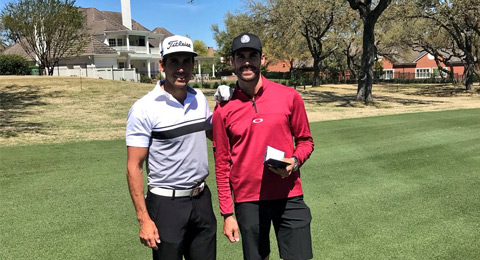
[[161, 35, 197, 58]]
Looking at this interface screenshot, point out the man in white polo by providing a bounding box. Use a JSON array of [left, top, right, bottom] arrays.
[[126, 35, 216, 260]]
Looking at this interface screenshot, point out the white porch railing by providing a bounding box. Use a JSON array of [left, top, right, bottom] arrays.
[[112, 46, 150, 54], [112, 46, 160, 54], [55, 66, 138, 82]]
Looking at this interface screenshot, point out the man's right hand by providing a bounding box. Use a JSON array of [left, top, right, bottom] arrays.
[[139, 218, 161, 250], [223, 216, 240, 243]]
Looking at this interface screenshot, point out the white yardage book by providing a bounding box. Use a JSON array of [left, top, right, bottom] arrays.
[[264, 146, 290, 169]]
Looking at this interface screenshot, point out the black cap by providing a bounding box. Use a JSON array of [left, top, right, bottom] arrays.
[[231, 33, 262, 55]]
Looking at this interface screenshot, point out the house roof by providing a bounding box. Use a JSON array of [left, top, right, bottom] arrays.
[[380, 49, 423, 66], [2, 36, 117, 61], [82, 37, 117, 55], [150, 27, 174, 47], [80, 7, 150, 35], [2, 7, 174, 59], [2, 40, 32, 59], [385, 49, 463, 66], [293, 58, 314, 69], [412, 51, 428, 63]]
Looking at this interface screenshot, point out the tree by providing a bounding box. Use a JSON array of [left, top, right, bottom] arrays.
[[388, 15, 458, 82], [193, 40, 208, 56], [0, 18, 11, 51], [212, 12, 258, 61], [346, 0, 392, 103], [242, 0, 308, 81], [234, 0, 343, 86], [1, 0, 87, 75], [193, 39, 211, 76], [0, 37, 7, 52], [407, 0, 479, 90], [272, 0, 341, 86], [333, 7, 363, 81]]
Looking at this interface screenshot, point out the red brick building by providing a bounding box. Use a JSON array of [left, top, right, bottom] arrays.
[[266, 59, 291, 72], [380, 51, 464, 81]]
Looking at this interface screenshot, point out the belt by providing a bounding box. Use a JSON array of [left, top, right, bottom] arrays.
[[149, 182, 205, 198]]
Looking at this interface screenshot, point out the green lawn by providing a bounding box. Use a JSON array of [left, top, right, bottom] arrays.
[[1, 109, 479, 259]]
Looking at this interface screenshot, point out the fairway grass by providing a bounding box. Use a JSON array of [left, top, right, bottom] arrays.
[[305, 109, 480, 259], [1, 109, 479, 259]]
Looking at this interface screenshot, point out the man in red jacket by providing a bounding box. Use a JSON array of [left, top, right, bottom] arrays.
[[212, 33, 314, 260]]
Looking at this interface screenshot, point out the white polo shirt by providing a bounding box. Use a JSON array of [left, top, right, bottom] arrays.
[[126, 81, 212, 189]]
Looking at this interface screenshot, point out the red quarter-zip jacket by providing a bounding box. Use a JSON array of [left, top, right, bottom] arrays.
[[212, 76, 314, 215]]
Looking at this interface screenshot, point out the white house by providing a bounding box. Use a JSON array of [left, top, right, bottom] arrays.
[[3, 0, 173, 81]]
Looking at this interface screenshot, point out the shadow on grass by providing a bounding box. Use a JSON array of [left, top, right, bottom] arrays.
[[0, 84, 48, 138], [301, 90, 445, 108], [407, 86, 480, 97], [380, 84, 480, 97]]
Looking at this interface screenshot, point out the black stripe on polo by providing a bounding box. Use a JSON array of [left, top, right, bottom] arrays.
[[151, 120, 209, 139], [153, 118, 205, 131]]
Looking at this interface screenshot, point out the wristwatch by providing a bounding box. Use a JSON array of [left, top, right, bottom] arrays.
[[222, 213, 233, 219], [292, 156, 299, 172]]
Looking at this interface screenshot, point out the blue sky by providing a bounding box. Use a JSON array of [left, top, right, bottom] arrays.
[[73, 0, 244, 48]]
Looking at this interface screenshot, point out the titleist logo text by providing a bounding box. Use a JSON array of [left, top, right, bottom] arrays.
[[167, 40, 191, 49]]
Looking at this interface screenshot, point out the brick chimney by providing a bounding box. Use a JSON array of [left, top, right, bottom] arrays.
[[121, 0, 132, 30], [207, 47, 214, 56]]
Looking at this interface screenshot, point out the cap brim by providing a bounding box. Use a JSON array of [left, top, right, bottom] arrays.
[[163, 51, 198, 58]]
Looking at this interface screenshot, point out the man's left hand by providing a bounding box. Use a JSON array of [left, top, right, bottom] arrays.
[[269, 157, 295, 178]]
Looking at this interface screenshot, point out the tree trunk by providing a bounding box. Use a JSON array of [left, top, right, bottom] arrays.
[[347, 54, 357, 80], [463, 42, 475, 91], [38, 64, 46, 76], [289, 59, 295, 81], [47, 66, 55, 76], [312, 57, 321, 87], [463, 63, 474, 91], [448, 65, 457, 84], [356, 19, 375, 103]]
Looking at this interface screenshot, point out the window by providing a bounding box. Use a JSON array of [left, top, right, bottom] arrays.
[[416, 68, 430, 79], [119, 62, 125, 69], [108, 38, 116, 47], [117, 38, 123, 46], [383, 69, 394, 80]]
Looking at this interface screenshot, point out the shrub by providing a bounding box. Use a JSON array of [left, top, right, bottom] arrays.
[[155, 73, 164, 80], [188, 81, 237, 89], [0, 54, 30, 75], [263, 71, 290, 79], [473, 73, 479, 83], [140, 74, 152, 84]]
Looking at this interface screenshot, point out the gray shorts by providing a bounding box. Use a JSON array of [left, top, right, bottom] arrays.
[[235, 195, 313, 260]]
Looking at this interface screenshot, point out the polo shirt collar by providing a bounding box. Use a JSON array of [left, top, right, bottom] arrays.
[[234, 75, 269, 99]]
